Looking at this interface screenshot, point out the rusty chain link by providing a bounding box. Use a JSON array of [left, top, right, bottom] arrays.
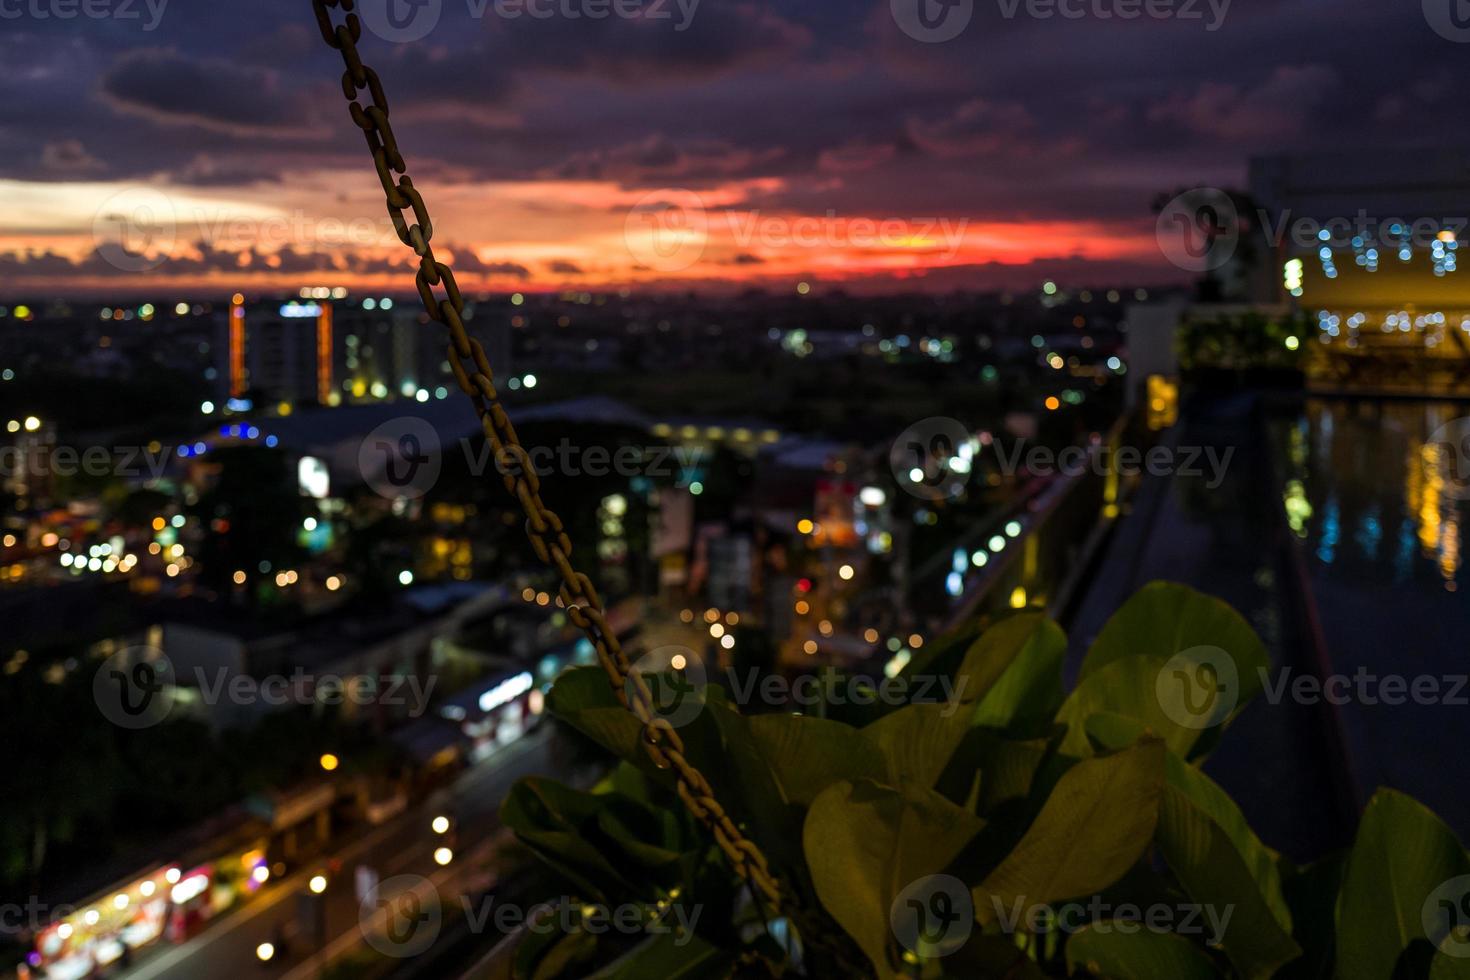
[[309, 0, 780, 910]]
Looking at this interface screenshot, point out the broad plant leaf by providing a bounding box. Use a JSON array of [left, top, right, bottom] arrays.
[[971, 615, 1068, 734], [593, 804, 685, 874], [866, 701, 974, 791], [804, 779, 985, 979], [691, 693, 812, 883], [867, 614, 1059, 791], [896, 618, 984, 685], [1155, 750, 1300, 979], [546, 666, 647, 766], [941, 729, 1057, 817], [1056, 656, 1212, 759], [1087, 719, 1300, 977], [1337, 790, 1470, 980], [956, 613, 1066, 715], [1080, 581, 1269, 691], [946, 934, 1051, 978], [746, 713, 883, 807], [1065, 924, 1220, 979], [1279, 853, 1344, 980], [590, 929, 735, 979], [1432, 950, 1470, 980], [1079, 581, 1270, 756], [514, 921, 599, 980], [974, 739, 1165, 928], [502, 778, 649, 904]]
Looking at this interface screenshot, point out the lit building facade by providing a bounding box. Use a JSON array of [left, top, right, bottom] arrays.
[[1250, 151, 1470, 386]]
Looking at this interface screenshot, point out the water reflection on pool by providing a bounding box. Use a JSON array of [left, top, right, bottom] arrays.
[[1279, 400, 1465, 590], [1272, 398, 1469, 837]]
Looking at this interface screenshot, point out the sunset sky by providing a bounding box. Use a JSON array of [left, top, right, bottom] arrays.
[[0, 0, 1458, 296]]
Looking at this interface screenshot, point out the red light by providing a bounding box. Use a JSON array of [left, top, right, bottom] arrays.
[[797, 578, 812, 593]]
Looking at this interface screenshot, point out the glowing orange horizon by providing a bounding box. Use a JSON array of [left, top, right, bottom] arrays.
[[1, 175, 1168, 296]]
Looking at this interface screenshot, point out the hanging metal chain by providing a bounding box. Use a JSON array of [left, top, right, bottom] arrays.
[[309, 0, 779, 909]]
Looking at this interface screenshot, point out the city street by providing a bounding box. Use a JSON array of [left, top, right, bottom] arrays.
[[115, 731, 554, 980]]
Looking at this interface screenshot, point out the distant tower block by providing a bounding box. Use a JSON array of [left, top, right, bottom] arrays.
[[229, 293, 247, 398], [317, 302, 334, 405]]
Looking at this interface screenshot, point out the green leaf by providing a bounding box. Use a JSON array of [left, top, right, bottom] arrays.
[[941, 730, 1056, 816], [1065, 925, 1221, 979], [502, 778, 643, 904], [1432, 950, 1470, 980], [974, 739, 1165, 927], [514, 926, 598, 980], [865, 615, 1063, 792], [804, 779, 985, 979], [1080, 582, 1270, 742], [591, 930, 735, 979], [1337, 790, 1470, 980], [1081, 581, 1266, 681], [1279, 853, 1344, 980], [946, 934, 1051, 978], [1081, 710, 1149, 748], [956, 613, 1065, 716], [1153, 751, 1301, 979], [746, 713, 883, 807], [686, 693, 811, 884], [866, 701, 974, 791], [1086, 719, 1300, 977], [971, 615, 1068, 734], [546, 666, 646, 766], [1056, 656, 1211, 759], [1064, 658, 1211, 758], [593, 804, 685, 874], [897, 618, 984, 685]]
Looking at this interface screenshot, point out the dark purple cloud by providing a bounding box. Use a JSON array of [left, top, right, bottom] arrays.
[[0, 0, 1460, 289]]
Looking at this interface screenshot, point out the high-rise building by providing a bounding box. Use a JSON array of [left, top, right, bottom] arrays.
[[213, 296, 512, 409]]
